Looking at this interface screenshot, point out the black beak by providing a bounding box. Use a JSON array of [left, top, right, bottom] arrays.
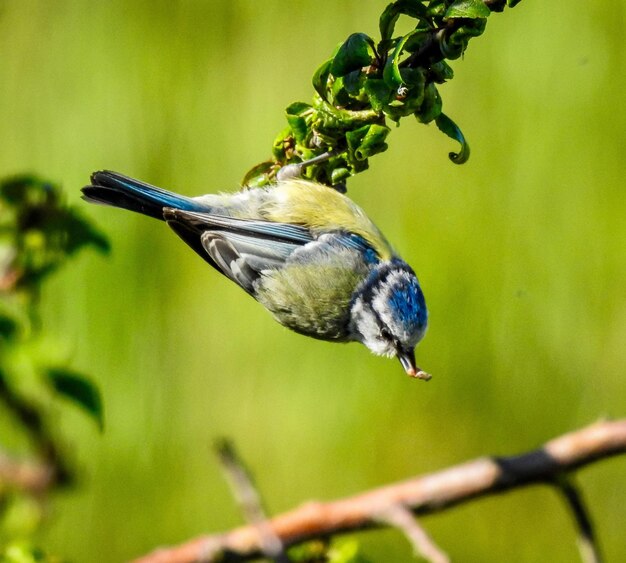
[[397, 349, 431, 381]]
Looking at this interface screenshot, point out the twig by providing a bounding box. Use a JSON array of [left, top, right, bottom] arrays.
[[134, 419, 626, 563], [376, 504, 449, 563], [554, 476, 602, 563], [0, 371, 72, 488], [276, 151, 340, 182], [0, 267, 22, 293], [0, 451, 56, 495], [215, 440, 290, 563]]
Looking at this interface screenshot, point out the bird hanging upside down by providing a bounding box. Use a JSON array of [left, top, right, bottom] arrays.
[[82, 171, 430, 379]]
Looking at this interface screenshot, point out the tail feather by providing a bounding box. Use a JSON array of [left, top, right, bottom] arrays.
[[82, 170, 204, 220]]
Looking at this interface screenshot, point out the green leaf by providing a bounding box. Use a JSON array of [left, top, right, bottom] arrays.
[[331, 167, 351, 185], [363, 79, 393, 111], [426, 1, 447, 18], [383, 29, 425, 88], [241, 161, 274, 188], [379, 3, 401, 43], [356, 124, 390, 160], [488, 0, 507, 11], [379, 0, 431, 43], [47, 368, 104, 430], [61, 209, 111, 255], [346, 124, 390, 161], [285, 102, 312, 115], [430, 61, 454, 82], [330, 76, 352, 107], [415, 82, 442, 123], [331, 33, 375, 77], [445, 0, 491, 20], [272, 126, 292, 160], [403, 27, 433, 53], [1, 541, 53, 563], [0, 176, 57, 207], [393, 0, 429, 20], [312, 59, 332, 102], [286, 115, 309, 145], [435, 113, 470, 164], [286, 102, 313, 145], [346, 125, 371, 161], [328, 540, 370, 563], [0, 313, 20, 341], [342, 69, 364, 95], [288, 540, 329, 562]]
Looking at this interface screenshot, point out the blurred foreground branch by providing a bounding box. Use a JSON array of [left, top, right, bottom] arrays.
[[135, 419, 626, 563], [0, 450, 55, 495], [0, 372, 71, 490], [0, 174, 108, 558]]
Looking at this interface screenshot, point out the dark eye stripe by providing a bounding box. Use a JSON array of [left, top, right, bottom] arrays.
[[372, 307, 389, 341]]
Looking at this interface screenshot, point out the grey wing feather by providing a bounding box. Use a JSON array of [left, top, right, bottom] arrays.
[[201, 231, 301, 294], [164, 207, 313, 293], [166, 209, 313, 244]]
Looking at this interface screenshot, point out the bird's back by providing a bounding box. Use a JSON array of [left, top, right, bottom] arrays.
[[194, 180, 394, 261]]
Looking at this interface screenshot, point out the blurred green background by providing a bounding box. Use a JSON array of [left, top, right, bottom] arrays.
[[1, 1, 625, 561]]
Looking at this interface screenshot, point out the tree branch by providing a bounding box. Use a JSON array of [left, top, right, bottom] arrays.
[[215, 440, 289, 563], [375, 504, 449, 563], [134, 419, 626, 563], [553, 476, 602, 563]]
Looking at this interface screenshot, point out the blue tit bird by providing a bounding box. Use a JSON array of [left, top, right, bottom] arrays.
[[82, 171, 429, 378]]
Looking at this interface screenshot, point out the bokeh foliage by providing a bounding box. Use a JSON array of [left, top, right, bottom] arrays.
[[0, 1, 624, 562], [0, 176, 107, 559], [0, 176, 108, 299]]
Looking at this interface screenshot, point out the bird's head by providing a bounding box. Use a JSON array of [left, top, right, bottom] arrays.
[[350, 260, 429, 378]]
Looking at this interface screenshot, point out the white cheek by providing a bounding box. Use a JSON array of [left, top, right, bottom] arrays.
[[363, 336, 395, 357], [352, 299, 395, 357]]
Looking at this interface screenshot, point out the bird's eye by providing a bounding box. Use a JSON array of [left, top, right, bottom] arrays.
[[380, 327, 392, 341]]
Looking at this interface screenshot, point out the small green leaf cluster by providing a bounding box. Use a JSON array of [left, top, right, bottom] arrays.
[[244, 0, 521, 189], [0, 175, 107, 431], [0, 176, 109, 297], [46, 368, 104, 431]]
